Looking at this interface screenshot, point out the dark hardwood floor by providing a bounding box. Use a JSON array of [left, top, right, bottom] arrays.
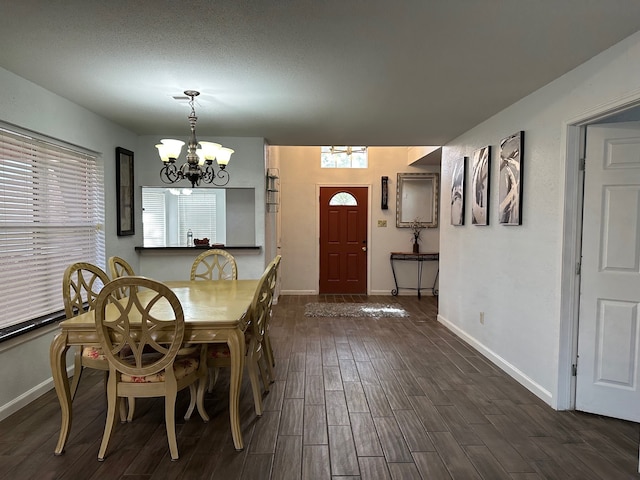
[[1, 294, 638, 479]]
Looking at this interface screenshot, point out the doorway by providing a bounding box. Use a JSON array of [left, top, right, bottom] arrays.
[[574, 121, 640, 422], [560, 100, 640, 422], [319, 186, 368, 294]]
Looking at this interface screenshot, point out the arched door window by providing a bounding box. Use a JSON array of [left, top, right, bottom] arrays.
[[329, 192, 357, 206]]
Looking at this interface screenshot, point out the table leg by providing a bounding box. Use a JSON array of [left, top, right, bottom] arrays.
[[417, 260, 424, 299], [433, 268, 439, 296], [50, 332, 71, 455], [227, 330, 246, 451], [390, 256, 399, 296]]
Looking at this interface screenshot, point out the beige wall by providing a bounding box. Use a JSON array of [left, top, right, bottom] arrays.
[[270, 146, 440, 295]]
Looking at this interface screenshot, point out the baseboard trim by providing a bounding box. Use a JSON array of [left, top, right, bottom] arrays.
[[0, 367, 72, 422], [437, 313, 554, 407], [281, 289, 317, 295]]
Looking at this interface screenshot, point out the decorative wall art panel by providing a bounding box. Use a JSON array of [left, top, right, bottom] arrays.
[[471, 146, 491, 225], [116, 147, 134, 236], [499, 131, 524, 225], [451, 156, 466, 225]]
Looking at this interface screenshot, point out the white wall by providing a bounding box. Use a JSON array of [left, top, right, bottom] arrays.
[[0, 67, 137, 419], [438, 30, 640, 408], [271, 146, 440, 295], [134, 135, 268, 280]]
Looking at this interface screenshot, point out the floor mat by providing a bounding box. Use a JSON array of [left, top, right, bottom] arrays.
[[304, 302, 409, 318]]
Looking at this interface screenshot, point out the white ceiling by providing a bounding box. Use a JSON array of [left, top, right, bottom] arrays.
[[1, 1, 640, 146]]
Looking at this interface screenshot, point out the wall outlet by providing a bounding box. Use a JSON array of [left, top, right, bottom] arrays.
[[479, 312, 485, 325], [377, 220, 387, 227]]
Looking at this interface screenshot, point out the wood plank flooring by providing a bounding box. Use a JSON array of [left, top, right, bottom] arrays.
[[1, 294, 638, 479]]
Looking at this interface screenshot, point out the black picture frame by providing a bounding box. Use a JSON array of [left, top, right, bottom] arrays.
[[451, 156, 466, 225], [471, 146, 491, 226], [499, 131, 524, 225], [381, 176, 389, 209], [116, 147, 134, 236]]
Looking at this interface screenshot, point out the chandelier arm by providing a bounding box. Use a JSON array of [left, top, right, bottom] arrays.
[[160, 162, 182, 184], [201, 164, 215, 183], [213, 168, 230, 186]]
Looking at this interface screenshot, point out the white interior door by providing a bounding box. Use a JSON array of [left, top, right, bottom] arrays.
[[576, 122, 640, 422]]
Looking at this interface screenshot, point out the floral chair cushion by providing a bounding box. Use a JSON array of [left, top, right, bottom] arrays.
[[82, 345, 106, 360], [82, 345, 135, 361], [120, 357, 199, 383]]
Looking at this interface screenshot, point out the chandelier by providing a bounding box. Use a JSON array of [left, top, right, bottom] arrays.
[[156, 90, 233, 187], [329, 146, 366, 156]]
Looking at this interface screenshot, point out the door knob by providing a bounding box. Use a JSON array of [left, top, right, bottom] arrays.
[[362, 246, 367, 252]]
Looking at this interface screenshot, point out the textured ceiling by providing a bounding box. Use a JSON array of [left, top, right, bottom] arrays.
[[1, 1, 640, 146]]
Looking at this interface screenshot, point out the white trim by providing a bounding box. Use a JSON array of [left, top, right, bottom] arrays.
[[437, 313, 554, 406], [281, 289, 318, 295], [0, 366, 73, 421], [565, 88, 640, 126], [556, 123, 582, 410]]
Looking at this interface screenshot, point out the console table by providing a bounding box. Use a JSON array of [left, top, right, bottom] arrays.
[[390, 252, 439, 298]]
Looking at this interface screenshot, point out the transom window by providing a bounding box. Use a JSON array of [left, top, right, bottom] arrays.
[[329, 192, 357, 206], [321, 146, 368, 168]]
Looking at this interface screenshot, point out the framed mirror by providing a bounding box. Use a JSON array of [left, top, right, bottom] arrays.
[[396, 172, 439, 228]]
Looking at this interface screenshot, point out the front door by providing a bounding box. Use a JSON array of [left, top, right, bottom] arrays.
[[576, 122, 640, 422], [319, 186, 368, 294]]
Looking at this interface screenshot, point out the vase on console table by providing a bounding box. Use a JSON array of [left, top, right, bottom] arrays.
[[412, 241, 419, 253]]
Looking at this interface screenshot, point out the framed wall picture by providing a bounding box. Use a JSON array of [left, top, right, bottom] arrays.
[[471, 146, 491, 225], [451, 156, 466, 225], [116, 147, 134, 236], [499, 131, 524, 225], [381, 176, 389, 209]]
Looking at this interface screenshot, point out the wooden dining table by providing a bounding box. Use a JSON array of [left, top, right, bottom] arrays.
[[49, 279, 259, 454]]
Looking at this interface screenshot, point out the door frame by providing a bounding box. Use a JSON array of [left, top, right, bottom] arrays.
[[315, 183, 372, 295], [558, 95, 640, 410]]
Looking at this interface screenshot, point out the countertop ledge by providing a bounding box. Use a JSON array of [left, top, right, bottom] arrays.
[[135, 245, 261, 251]]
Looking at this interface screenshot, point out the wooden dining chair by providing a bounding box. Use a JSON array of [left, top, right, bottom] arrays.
[[63, 262, 111, 401], [94, 276, 209, 461], [207, 263, 273, 416], [107, 256, 135, 299], [190, 248, 238, 392], [190, 249, 238, 281], [262, 255, 281, 381]]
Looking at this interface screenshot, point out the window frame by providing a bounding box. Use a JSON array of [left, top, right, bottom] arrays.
[[0, 124, 104, 342], [321, 146, 368, 168]]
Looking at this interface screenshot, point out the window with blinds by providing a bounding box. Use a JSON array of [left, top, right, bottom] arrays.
[[178, 192, 217, 243], [0, 126, 104, 335], [141, 188, 223, 247], [142, 190, 166, 247]]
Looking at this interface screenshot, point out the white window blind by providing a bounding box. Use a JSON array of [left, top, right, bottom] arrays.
[[142, 190, 166, 246], [0, 127, 104, 331], [178, 192, 217, 244]]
